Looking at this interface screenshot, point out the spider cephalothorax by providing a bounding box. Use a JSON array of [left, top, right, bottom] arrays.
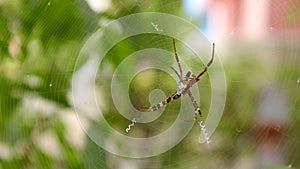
[[142, 39, 215, 120]]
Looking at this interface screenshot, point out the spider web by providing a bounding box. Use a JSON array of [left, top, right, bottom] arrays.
[[1, 0, 300, 169]]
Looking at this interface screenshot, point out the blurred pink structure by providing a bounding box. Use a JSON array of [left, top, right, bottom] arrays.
[[204, 0, 300, 40]]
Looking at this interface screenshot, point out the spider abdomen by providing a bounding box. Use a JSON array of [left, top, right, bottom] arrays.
[[173, 93, 181, 99]]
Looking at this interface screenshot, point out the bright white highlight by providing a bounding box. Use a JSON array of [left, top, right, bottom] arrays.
[[86, 0, 111, 13], [126, 118, 136, 133], [199, 120, 211, 144], [151, 22, 163, 32]]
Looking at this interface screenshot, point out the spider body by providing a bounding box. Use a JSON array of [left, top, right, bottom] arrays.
[[143, 39, 215, 120], [173, 72, 195, 98], [173, 81, 184, 99]]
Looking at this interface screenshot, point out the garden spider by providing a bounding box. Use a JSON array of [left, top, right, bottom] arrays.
[[142, 39, 215, 121]]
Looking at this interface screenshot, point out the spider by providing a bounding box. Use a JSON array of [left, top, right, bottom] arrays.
[[142, 39, 215, 121]]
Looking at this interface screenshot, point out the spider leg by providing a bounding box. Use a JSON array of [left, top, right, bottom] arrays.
[[172, 39, 183, 80], [171, 66, 181, 80], [194, 43, 215, 83], [142, 92, 176, 112], [187, 89, 202, 120]]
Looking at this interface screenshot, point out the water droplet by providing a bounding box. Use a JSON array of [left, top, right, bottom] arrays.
[[288, 164, 292, 168], [48, 1, 51, 6], [49, 83, 52, 87], [270, 27, 273, 31], [297, 78, 300, 84]]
